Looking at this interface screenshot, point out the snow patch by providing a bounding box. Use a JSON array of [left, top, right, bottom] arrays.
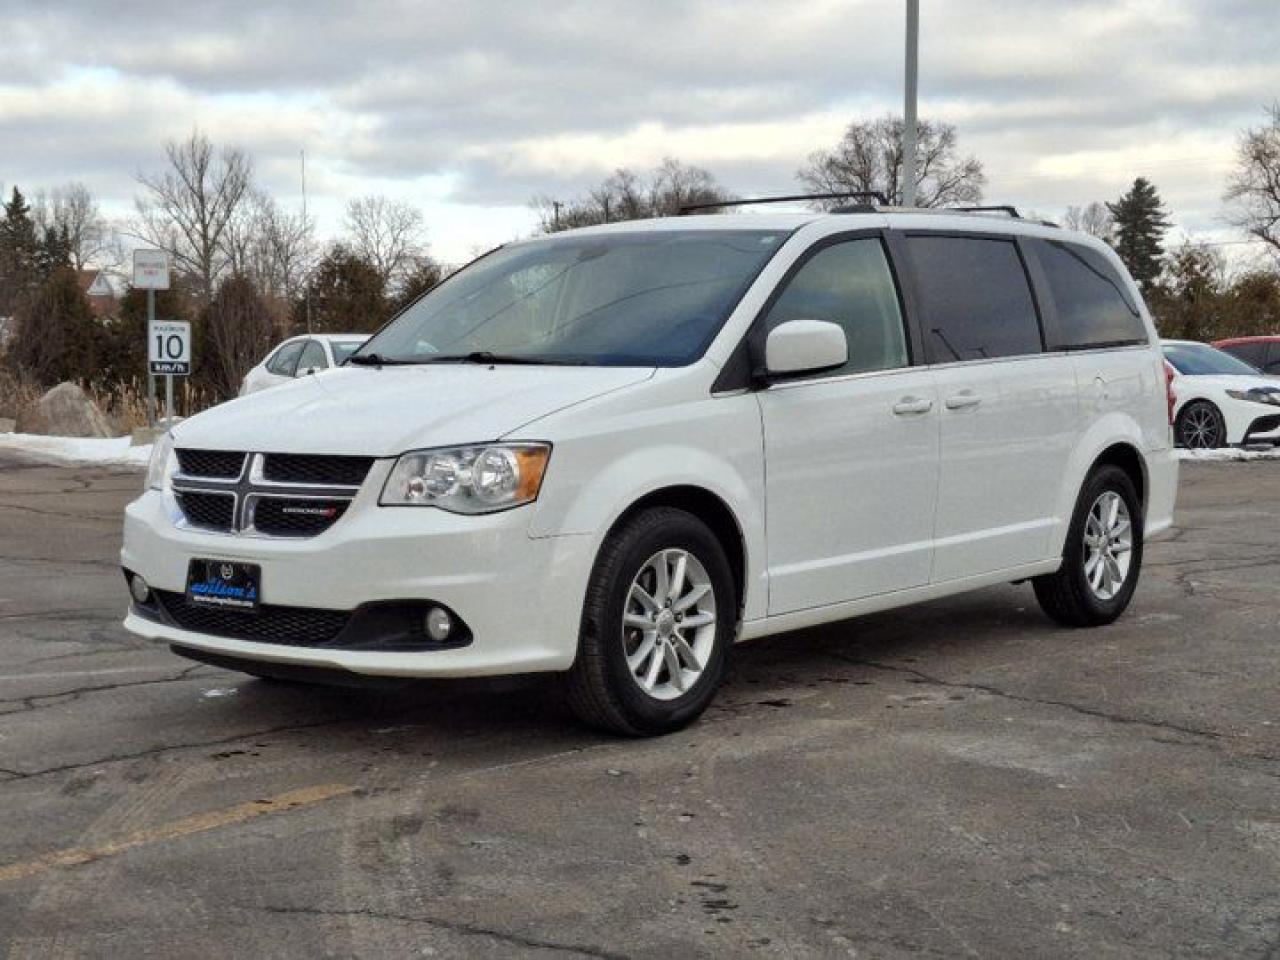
[[1177, 446, 1280, 462], [0, 433, 151, 467]]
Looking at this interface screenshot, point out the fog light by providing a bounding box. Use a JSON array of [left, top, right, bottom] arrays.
[[130, 575, 151, 604], [424, 606, 453, 642]]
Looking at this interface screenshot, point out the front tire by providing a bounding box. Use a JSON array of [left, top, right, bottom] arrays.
[[1033, 465, 1144, 627], [1176, 400, 1227, 449], [566, 507, 735, 736]]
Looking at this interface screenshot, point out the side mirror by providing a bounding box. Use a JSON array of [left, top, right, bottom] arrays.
[[762, 320, 848, 379]]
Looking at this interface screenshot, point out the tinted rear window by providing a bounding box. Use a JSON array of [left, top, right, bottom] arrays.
[[905, 236, 1042, 362], [1034, 240, 1147, 349], [1218, 341, 1267, 367]]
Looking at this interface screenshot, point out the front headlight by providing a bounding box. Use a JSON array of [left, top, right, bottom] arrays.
[[1226, 388, 1280, 406], [145, 431, 176, 491], [380, 443, 551, 513]]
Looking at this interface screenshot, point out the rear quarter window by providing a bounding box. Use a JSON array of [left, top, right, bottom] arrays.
[[1032, 239, 1147, 349], [904, 235, 1043, 363]]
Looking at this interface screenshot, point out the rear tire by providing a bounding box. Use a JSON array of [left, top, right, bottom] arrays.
[[1176, 400, 1227, 449], [1033, 464, 1143, 627], [566, 507, 735, 736]]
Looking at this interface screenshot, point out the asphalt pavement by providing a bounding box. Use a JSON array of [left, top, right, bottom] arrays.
[[1, 452, 1277, 959]]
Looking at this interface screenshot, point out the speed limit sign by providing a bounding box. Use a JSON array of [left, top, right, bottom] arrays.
[[149, 321, 191, 375]]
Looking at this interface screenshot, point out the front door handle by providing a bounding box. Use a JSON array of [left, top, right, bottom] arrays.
[[892, 396, 934, 415], [944, 391, 982, 410]]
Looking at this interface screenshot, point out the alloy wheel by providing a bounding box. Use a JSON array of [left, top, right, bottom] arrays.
[[1083, 491, 1133, 601], [1180, 405, 1221, 449], [621, 548, 717, 701]]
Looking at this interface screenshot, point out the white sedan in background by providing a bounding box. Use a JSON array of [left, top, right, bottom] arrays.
[[1164, 339, 1280, 448], [240, 334, 368, 396]]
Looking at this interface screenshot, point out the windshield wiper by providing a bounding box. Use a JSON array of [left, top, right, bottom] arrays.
[[430, 351, 586, 366], [345, 353, 423, 367]]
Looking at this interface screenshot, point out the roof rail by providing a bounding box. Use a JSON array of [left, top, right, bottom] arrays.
[[950, 204, 1023, 218], [948, 205, 1061, 229], [677, 191, 889, 215]]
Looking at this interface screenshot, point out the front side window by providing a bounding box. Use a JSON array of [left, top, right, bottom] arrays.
[[331, 341, 364, 365], [906, 236, 1043, 363], [297, 340, 328, 373], [761, 237, 908, 376], [1033, 240, 1146, 349], [267, 341, 304, 376], [358, 230, 789, 367]]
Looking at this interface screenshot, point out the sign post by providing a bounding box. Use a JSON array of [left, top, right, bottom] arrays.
[[133, 250, 173, 428], [148, 320, 191, 426]]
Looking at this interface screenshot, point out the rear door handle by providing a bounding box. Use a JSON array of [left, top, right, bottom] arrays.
[[892, 396, 934, 415], [944, 391, 982, 410]]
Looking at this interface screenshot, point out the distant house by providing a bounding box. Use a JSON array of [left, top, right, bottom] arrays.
[[78, 270, 119, 319]]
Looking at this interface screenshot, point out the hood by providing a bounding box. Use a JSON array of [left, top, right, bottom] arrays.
[[174, 364, 654, 456], [1177, 373, 1280, 394]]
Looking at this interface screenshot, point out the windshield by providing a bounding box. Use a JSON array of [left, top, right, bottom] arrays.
[[331, 341, 365, 365], [1164, 342, 1261, 377], [355, 229, 790, 366]]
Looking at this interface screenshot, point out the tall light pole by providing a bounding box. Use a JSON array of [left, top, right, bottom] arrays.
[[301, 148, 312, 334], [902, 0, 920, 207]]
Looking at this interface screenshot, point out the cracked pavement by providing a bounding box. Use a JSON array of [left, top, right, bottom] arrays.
[[1, 452, 1277, 958]]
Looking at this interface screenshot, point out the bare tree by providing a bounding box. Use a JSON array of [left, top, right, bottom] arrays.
[[222, 190, 315, 303], [343, 195, 427, 295], [1062, 201, 1114, 241], [1225, 103, 1280, 263], [533, 157, 734, 232], [133, 130, 254, 300], [797, 116, 985, 208], [32, 183, 120, 272]]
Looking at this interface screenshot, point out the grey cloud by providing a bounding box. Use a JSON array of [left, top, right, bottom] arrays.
[[0, 0, 1277, 243]]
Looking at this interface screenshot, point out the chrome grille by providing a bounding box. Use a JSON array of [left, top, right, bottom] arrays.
[[171, 450, 369, 538]]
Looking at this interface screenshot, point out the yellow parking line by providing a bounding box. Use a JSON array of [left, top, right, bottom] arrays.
[[0, 783, 355, 884]]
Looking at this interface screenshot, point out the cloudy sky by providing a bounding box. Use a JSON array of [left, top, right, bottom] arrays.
[[2, 0, 1277, 263]]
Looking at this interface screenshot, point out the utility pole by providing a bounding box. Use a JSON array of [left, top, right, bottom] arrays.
[[902, 0, 920, 207], [301, 148, 313, 333]]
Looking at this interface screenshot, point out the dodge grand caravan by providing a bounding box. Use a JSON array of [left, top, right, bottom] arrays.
[[122, 205, 1177, 735]]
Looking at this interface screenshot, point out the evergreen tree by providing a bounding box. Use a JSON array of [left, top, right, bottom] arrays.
[[35, 224, 73, 278], [1107, 178, 1171, 291], [10, 265, 102, 385], [302, 245, 387, 333], [0, 187, 41, 316], [389, 257, 443, 316]]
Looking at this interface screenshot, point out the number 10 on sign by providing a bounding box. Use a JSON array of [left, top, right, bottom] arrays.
[[148, 320, 191, 428]]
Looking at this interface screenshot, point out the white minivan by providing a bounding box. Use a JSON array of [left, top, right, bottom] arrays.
[[123, 204, 1177, 735]]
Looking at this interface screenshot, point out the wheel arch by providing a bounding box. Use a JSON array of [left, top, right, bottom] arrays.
[[1050, 415, 1151, 557], [602, 485, 747, 621], [1090, 442, 1147, 511]]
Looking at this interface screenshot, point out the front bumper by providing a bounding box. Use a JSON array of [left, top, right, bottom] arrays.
[[121, 489, 595, 678]]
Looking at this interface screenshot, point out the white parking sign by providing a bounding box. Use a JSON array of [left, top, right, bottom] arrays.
[[149, 321, 191, 375], [133, 249, 171, 290]]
